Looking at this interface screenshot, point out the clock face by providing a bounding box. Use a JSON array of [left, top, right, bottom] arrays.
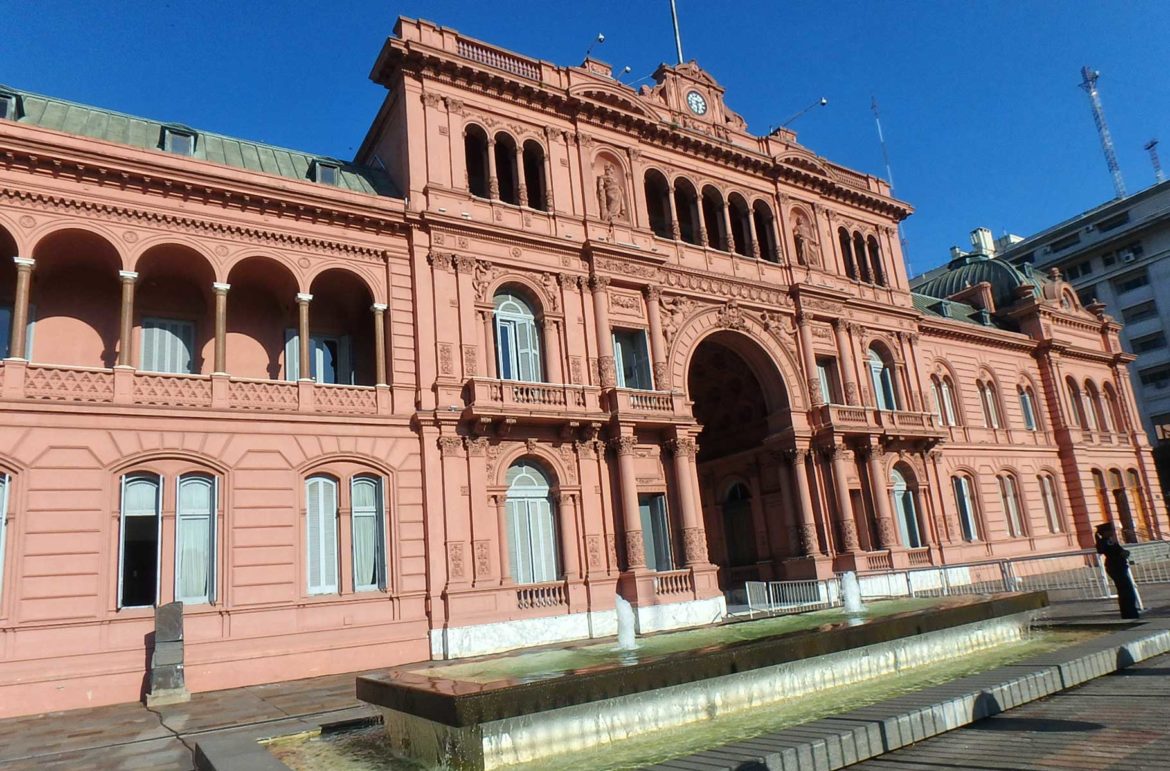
[[686, 90, 708, 116]]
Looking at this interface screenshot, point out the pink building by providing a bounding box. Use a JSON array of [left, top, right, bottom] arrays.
[[0, 18, 1163, 718]]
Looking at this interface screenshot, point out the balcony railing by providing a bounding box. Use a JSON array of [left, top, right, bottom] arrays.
[[873, 409, 947, 440], [456, 37, 541, 80], [607, 388, 689, 423], [1, 362, 387, 417], [653, 569, 695, 597], [464, 377, 601, 421], [813, 404, 874, 432], [516, 581, 568, 609]]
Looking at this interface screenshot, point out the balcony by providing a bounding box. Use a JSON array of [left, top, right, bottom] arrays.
[[0, 361, 389, 417], [462, 377, 603, 424], [873, 409, 947, 443], [812, 404, 876, 435], [605, 388, 691, 426], [812, 404, 945, 446]]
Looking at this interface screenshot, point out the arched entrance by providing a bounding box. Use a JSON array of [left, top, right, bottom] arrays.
[[686, 331, 792, 587]]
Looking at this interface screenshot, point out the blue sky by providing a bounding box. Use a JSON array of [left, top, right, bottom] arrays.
[[5, 1, 1170, 274]]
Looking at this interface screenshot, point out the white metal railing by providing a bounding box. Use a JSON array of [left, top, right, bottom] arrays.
[[743, 541, 1170, 616]]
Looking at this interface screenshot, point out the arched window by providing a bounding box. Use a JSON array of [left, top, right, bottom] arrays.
[[722, 482, 757, 567], [728, 194, 751, 256], [644, 171, 673, 239], [505, 461, 559, 584], [838, 227, 856, 278], [176, 474, 217, 604], [977, 379, 1001, 428], [867, 235, 886, 287], [1066, 377, 1086, 428], [306, 475, 340, 595], [931, 375, 958, 426], [493, 290, 543, 382], [1038, 473, 1062, 534], [1127, 470, 1151, 540], [1109, 469, 1134, 540], [494, 133, 520, 205], [464, 125, 490, 198], [351, 476, 387, 591], [1091, 469, 1112, 521], [868, 347, 898, 411], [854, 232, 871, 283], [1018, 385, 1038, 431], [674, 179, 701, 245], [701, 186, 726, 250], [753, 201, 778, 262], [951, 474, 980, 541], [1083, 380, 1104, 432], [522, 140, 547, 211], [119, 473, 162, 608], [1103, 384, 1124, 433], [997, 473, 1025, 537], [890, 467, 922, 548], [0, 472, 9, 601]]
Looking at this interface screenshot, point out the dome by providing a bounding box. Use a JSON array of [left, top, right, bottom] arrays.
[[912, 253, 1046, 310]]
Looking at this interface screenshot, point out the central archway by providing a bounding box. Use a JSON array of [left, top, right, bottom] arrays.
[[686, 330, 794, 587]]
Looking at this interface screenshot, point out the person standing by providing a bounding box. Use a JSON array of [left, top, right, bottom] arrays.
[[1095, 522, 1140, 619]]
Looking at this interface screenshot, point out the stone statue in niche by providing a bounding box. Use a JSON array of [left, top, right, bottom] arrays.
[[597, 163, 627, 222], [793, 213, 822, 267]]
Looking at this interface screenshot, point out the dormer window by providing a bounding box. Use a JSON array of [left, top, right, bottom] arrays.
[[162, 127, 196, 156], [312, 160, 340, 186], [0, 94, 15, 120]]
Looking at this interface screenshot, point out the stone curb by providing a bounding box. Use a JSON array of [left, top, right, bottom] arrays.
[[643, 624, 1170, 771]]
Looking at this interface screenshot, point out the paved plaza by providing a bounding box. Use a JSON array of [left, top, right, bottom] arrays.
[[0, 591, 1166, 770]]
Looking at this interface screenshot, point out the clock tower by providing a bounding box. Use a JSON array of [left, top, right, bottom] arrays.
[[638, 61, 747, 140]]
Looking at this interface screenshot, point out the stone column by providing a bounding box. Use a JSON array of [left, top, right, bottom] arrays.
[[589, 276, 616, 387], [212, 282, 230, 375], [787, 449, 822, 556], [611, 435, 645, 569], [667, 434, 708, 566], [541, 319, 563, 383], [720, 201, 733, 252], [796, 312, 823, 407], [481, 309, 497, 378], [828, 445, 860, 551], [371, 303, 388, 386], [117, 270, 139, 367], [746, 211, 759, 258], [666, 185, 681, 240], [7, 257, 34, 360], [643, 286, 668, 389], [514, 144, 527, 206], [558, 493, 580, 580], [493, 494, 512, 584], [486, 138, 499, 200], [865, 443, 898, 548], [296, 292, 313, 381], [832, 318, 860, 406]]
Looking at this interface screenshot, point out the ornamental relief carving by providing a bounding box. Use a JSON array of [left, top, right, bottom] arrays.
[[608, 291, 643, 316], [592, 256, 660, 280], [659, 295, 697, 344], [661, 268, 793, 307]]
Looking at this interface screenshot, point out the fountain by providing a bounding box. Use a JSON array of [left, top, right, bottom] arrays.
[[842, 570, 866, 615], [615, 594, 638, 651], [355, 592, 1048, 770]]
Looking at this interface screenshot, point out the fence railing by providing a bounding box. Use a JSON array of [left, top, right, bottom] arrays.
[[743, 541, 1170, 616]]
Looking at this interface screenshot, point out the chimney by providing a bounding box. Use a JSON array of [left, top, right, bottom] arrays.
[[969, 227, 995, 256]]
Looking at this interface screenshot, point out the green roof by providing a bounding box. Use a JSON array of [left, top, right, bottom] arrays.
[[910, 292, 989, 326], [1, 85, 400, 198], [911, 253, 1047, 312]]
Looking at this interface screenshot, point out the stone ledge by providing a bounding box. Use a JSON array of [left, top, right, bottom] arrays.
[[646, 624, 1170, 771]]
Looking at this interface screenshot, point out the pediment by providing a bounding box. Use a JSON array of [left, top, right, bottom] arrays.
[[777, 151, 833, 178], [568, 82, 664, 121]]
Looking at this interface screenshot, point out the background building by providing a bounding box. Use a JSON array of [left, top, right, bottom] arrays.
[[0, 18, 1164, 718]]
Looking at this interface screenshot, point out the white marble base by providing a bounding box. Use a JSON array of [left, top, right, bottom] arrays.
[[431, 609, 617, 659], [635, 595, 727, 634]]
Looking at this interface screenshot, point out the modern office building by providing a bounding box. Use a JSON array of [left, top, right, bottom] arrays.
[[0, 18, 1163, 718]]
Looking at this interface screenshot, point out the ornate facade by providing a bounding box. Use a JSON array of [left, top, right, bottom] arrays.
[[0, 18, 1163, 717]]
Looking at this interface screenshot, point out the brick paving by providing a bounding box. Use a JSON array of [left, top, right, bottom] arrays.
[[0, 591, 1166, 770]]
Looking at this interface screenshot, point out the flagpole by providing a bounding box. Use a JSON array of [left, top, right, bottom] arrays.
[[670, 0, 684, 64]]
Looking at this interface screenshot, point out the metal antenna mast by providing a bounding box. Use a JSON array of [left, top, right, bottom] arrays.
[[1145, 139, 1165, 184], [1079, 66, 1127, 198], [871, 97, 911, 273], [669, 0, 684, 64]]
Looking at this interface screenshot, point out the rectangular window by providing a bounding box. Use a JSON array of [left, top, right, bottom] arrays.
[[0, 95, 14, 120], [1131, 332, 1167, 354], [1051, 233, 1082, 252], [613, 329, 654, 390], [638, 493, 673, 572], [351, 477, 386, 591], [0, 303, 35, 360], [506, 494, 558, 584], [176, 475, 216, 604], [1040, 475, 1062, 534], [952, 476, 979, 542], [119, 475, 161, 608], [1019, 389, 1037, 431], [284, 330, 353, 384], [1121, 301, 1158, 324], [816, 356, 841, 404], [305, 477, 339, 595], [1102, 254, 1116, 268], [142, 318, 196, 374], [1113, 269, 1149, 294], [163, 129, 195, 155], [315, 163, 339, 185], [1096, 212, 1130, 232], [999, 476, 1024, 538], [1139, 364, 1170, 391]]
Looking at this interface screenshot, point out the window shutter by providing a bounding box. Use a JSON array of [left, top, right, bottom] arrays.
[[0, 474, 8, 599], [514, 318, 541, 382], [506, 498, 531, 583], [351, 478, 383, 591], [496, 318, 515, 380], [176, 476, 214, 604], [612, 333, 627, 388], [528, 498, 557, 583], [651, 496, 672, 570], [284, 328, 299, 381], [306, 477, 338, 595], [23, 304, 35, 361], [119, 474, 162, 608]]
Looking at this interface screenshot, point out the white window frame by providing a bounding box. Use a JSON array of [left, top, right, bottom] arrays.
[[118, 473, 163, 609], [142, 317, 197, 375], [940, 378, 958, 426], [816, 358, 839, 405], [868, 349, 898, 411], [999, 475, 1025, 537], [1019, 387, 1037, 431], [979, 381, 1001, 428], [494, 293, 543, 383], [284, 330, 353, 384], [1040, 475, 1062, 533], [0, 473, 8, 604], [0, 303, 35, 360], [351, 476, 387, 592], [952, 475, 979, 542], [613, 328, 654, 390], [305, 476, 340, 595], [505, 463, 559, 584], [891, 469, 922, 548], [639, 493, 674, 572], [175, 474, 217, 605]]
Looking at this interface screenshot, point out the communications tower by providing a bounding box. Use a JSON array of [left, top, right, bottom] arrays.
[[1079, 66, 1127, 198]]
